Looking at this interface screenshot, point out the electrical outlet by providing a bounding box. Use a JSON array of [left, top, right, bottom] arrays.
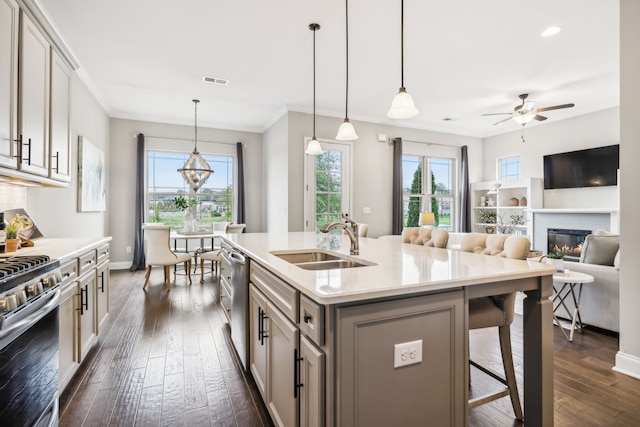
[[393, 339, 423, 368], [363, 207, 371, 214], [126, 246, 132, 253]]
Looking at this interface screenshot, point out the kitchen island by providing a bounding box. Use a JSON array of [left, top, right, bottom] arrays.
[[222, 232, 555, 427]]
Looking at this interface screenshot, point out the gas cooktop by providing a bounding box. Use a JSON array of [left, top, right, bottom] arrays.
[[0, 255, 60, 294]]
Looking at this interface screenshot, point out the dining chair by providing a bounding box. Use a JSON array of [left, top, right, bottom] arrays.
[[463, 233, 529, 421], [142, 224, 192, 290], [200, 223, 246, 283]]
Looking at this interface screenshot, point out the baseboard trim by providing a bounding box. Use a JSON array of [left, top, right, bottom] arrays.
[[110, 261, 132, 270], [613, 351, 640, 379]]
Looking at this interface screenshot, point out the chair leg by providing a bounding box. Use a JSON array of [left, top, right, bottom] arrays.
[[499, 325, 524, 420], [165, 265, 171, 291], [143, 266, 152, 289], [186, 260, 192, 285], [200, 258, 205, 284]]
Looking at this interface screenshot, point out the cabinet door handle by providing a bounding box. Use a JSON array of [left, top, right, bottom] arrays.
[[294, 349, 304, 398], [76, 286, 86, 315], [257, 307, 263, 342], [258, 306, 268, 345], [23, 138, 31, 165], [99, 272, 105, 293], [304, 312, 313, 324], [53, 151, 60, 173]]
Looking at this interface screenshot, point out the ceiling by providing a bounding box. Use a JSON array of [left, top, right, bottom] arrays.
[[37, 0, 619, 138]]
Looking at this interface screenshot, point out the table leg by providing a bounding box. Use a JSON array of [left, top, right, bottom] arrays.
[[523, 274, 554, 426]]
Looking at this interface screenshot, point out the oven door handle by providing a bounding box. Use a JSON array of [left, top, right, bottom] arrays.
[[0, 289, 61, 352]]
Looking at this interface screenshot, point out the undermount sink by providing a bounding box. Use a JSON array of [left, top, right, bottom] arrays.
[[270, 250, 375, 270]]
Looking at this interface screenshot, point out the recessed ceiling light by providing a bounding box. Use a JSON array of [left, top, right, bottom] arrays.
[[541, 26, 561, 37], [202, 76, 229, 86]]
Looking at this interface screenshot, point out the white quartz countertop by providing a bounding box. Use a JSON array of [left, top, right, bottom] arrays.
[[223, 232, 555, 304], [2, 237, 112, 263]]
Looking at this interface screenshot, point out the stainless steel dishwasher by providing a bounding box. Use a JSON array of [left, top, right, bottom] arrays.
[[228, 248, 249, 369]]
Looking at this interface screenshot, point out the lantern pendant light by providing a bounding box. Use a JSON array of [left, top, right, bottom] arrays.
[[387, 0, 418, 119], [306, 23, 323, 155], [335, 0, 358, 140], [178, 99, 213, 191]]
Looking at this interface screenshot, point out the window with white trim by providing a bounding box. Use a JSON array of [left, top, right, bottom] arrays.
[[498, 156, 521, 181]]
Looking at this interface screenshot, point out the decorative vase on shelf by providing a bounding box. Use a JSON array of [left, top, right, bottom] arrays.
[[509, 197, 519, 206], [520, 197, 527, 206]]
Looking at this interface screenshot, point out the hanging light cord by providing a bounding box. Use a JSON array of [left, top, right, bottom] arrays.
[[344, 0, 350, 119], [312, 24, 317, 138], [400, 0, 405, 89], [193, 99, 199, 152]]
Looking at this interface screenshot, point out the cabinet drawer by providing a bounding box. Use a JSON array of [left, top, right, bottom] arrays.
[[96, 243, 110, 264], [300, 294, 324, 346], [250, 262, 297, 321], [78, 250, 97, 276], [59, 259, 78, 288]]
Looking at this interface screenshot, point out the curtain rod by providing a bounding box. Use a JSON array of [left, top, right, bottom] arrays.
[[140, 134, 241, 146], [389, 137, 460, 148]]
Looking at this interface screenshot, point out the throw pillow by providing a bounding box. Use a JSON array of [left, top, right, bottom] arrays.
[[580, 235, 620, 266]]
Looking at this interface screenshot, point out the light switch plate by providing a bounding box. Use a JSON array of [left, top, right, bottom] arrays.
[[393, 339, 423, 368], [362, 207, 371, 214]]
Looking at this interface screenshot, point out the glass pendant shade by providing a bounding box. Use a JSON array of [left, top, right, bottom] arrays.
[[335, 118, 358, 140], [177, 99, 213, 192], [387, 87, 418, 119], [306, 137, 323, 155]]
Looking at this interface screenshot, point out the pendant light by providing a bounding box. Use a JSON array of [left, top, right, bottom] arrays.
[[177, 99, 213, 192], [306, 23, 323, 156], [387, 0, 418, 119], [335, 0, 358, 140]]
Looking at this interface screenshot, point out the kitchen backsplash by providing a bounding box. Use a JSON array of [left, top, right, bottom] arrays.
[[0, 183, 27, 212]]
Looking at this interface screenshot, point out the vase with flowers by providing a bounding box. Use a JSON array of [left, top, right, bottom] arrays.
[[173, 195, 198, 231]]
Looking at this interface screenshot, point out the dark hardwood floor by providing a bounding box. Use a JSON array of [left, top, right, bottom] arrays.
[[60, 269, 640, 426]]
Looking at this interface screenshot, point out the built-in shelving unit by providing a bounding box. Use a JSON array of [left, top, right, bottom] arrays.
[[471, 178, 543, 239]]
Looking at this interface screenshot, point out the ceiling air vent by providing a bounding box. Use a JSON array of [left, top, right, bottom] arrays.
[[203, 76, 229, 86]]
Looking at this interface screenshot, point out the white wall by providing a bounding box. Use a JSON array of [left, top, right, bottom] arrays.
[[26, 73, 110, 238], [483, 108, 620, 209], [109, 118, 263, 266], [616, 0, 640, 379], [282, 112, 483, 237], [263, 113, 289, 232]]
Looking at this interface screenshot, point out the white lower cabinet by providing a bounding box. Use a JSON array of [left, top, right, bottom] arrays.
[[58, 242, 111, 392], [249, 268, 324, 427]]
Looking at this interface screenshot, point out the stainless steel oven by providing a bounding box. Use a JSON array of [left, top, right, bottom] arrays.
[[0, 255, 62, 427]]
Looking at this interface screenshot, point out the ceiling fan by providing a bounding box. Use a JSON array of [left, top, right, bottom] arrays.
[[482, 93, 575, 127]]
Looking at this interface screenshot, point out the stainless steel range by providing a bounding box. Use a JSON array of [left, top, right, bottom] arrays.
[[0, 255, 62, 427]]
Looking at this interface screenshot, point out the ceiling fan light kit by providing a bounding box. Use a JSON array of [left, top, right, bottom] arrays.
[[482, 93, 574, 129], [387, 0, 418, 119]]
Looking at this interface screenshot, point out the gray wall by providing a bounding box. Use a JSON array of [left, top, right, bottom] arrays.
[[618, 0, 640, 378], [263, 113, 289, 232], [108, 118, 263, 266], [27, 73, 110, 238], [483, 108, 620, 209], [283, 112, 484, 237]]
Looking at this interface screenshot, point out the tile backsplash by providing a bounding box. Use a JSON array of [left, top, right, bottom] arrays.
[[0, 183, 27, 212]]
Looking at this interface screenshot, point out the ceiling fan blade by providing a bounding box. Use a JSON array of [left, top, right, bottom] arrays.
[[492, 117, 514, 126], [533, 115, 547, 121], [481, 112, 512, 116], [536, 103, 575, 113]]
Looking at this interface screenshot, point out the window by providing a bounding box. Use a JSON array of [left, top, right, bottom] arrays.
[[402, 154, 455, 230], [498, 156, 521, 181], [147, 151, 234, 229]]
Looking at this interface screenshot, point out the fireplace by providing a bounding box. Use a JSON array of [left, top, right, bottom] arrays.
[[547, 228, 591, 262]]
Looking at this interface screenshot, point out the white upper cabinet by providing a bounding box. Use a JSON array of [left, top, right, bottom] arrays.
[[0, 0, 19, 169], [18, 10, 50, 177], [49, 48, 71, 182]]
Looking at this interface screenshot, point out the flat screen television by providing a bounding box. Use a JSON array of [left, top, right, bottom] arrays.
[[543, 144, 619, 189]]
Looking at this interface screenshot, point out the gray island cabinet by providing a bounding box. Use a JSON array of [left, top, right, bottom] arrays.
[[224, 232, 555, 427]]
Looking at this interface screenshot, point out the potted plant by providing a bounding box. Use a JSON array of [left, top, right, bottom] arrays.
[[173, 195, 198, 231], [478, 209, 496, 224], [5, 223, 19, 252], [541, 252, 565, 273]]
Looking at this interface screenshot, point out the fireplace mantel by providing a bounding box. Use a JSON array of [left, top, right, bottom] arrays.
[[529, 208, 619, 214]]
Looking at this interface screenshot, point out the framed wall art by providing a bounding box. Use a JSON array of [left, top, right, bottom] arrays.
[[77, 136, 106, 212]]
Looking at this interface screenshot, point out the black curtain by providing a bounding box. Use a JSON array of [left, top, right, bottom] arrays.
[[236, 142, 246, 229], [459, 145, 471, 232], [392, 137, 403, 235], [130, 134, 146, 270]]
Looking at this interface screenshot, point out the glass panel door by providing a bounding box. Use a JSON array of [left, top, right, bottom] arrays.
[[304, 139, 352, 231]]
